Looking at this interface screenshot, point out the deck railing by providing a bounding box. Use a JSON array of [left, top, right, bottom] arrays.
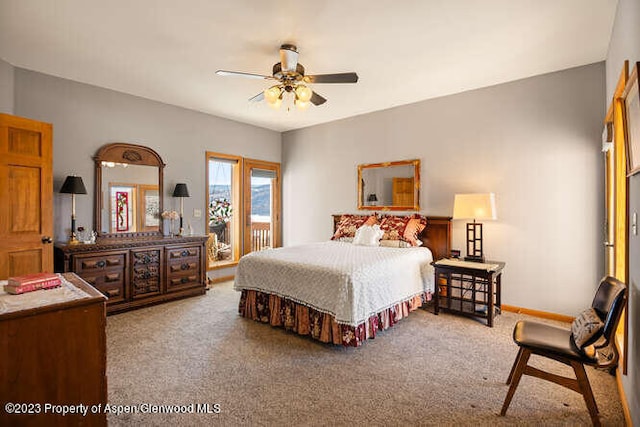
[[251, 222, 271, 252]]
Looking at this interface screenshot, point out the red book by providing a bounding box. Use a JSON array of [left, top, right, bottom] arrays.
[[5, 273, 62, 295]]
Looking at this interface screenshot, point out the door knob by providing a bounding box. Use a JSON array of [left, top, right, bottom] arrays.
[[41, 236, 53, 244]]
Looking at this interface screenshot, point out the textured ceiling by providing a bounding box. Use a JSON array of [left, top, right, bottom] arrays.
[[0, 0, 618, 132]]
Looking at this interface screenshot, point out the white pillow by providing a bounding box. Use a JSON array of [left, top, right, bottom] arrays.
[[353, 224, 384, 246]]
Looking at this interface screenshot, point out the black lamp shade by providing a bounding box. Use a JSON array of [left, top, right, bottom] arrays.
[[60, 176, 87, 194], [367, 194, 378, 202], [172, 183, 189, 197]]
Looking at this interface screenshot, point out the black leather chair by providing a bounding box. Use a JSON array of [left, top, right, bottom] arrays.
[[500, 276, 626, 426]]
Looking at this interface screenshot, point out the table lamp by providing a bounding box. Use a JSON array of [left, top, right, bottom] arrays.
[[60, 175, 88, 245], [452, 193, 497, 262], [172, 183, 190, 236]]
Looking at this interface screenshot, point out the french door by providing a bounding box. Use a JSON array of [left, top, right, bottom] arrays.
[[243, 159, 280, 254]]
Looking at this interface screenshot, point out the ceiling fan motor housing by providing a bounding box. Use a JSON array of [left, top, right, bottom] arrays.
[[272, 62, 305, 81]]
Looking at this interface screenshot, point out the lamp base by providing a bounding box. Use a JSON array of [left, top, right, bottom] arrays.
[[464, 255, 485, 263], [68, 234, 80, 245]]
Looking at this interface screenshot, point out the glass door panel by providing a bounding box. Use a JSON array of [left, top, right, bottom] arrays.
[[243, 160, 280, 254]]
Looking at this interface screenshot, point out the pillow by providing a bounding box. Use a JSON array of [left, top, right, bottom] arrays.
[[571, 307, 605, 348], [352, 224, 384, 246], [332, 215, 371, 240], [379, 239, 412, 248], [403, 215, 427, 246], [333, 237, 354, 243], [379, 215, 410, 241]]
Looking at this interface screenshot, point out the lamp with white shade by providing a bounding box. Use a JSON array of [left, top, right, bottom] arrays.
[[452, 193, 497, 263]]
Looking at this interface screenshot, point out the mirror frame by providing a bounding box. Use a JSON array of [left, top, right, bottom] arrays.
[[94, 142, 165, 238], [357, 159, 420, 211]]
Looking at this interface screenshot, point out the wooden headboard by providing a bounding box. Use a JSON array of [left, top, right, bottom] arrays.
[[332, 215, 452, 261]]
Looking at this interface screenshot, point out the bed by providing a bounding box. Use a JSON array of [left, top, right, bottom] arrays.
[[235, 215, 451, 346]]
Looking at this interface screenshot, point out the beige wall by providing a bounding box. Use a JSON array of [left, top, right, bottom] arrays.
[[606, 0, 640, 423], [0, 58, 14, 114], [283, 63, 605, 316], [13, 69, 281, 244]]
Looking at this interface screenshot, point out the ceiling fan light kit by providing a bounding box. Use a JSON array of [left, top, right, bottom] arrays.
[[216, 44, 358, 110]]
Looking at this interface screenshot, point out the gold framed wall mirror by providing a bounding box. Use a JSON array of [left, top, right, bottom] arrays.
[[94, 143, 165, 237], [357, 159, 420, 211]]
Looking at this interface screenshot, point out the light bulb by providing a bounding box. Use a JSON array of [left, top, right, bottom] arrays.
[[269, 97, 282, 109], [295, 99, 310, 110], [264, 86, 282, 104], [295, 85, 312, 102]]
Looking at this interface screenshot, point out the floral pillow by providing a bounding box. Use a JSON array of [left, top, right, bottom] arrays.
[[571, 307, 604, 348], [332, 215, 374, 239], [379, 215, 410, 241], [403, 215, 427, 246]]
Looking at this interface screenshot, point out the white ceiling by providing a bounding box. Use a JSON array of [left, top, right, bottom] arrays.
[[0, 0, 618, 132]]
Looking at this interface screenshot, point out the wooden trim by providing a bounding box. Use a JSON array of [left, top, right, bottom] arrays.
[[615, 362, 633, 427], [207, 260, 238, 271], [501, 304, 574, 323], [208, 275, 234, 284]]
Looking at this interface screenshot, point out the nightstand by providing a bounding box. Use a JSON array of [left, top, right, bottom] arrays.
[[432, 258, 505, 327]]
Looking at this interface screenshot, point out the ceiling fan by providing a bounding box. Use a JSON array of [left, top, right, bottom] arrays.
[[216, 44, 358, 110]]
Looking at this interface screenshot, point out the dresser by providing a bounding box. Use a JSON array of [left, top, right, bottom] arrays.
[[0, 273, 107, 426], [55, 236, 208, 314]]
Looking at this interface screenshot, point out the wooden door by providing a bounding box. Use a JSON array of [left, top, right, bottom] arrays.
[[0, 114, 53, 279], [392, 177, 414, 206], [243, 159, 280, 254]]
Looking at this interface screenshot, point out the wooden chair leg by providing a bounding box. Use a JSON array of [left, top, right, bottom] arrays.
[[500, 348, 531, 416], [506, 347, 524, 385], [571, 361, 600, 427]]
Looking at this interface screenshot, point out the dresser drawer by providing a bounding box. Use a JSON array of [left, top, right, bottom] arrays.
[[73, 253, 126, 274], [78, 271, 126, 304], [167, 273, 200, 290], [167, 247, 200, 260]]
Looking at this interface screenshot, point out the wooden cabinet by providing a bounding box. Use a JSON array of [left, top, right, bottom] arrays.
[[0, 273, 107, 427], [55, 236, 207, 314]]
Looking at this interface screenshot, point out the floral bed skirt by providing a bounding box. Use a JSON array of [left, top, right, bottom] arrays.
[[238, 290, 432, 347]]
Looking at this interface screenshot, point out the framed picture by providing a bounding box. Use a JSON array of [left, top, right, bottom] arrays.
[[109, 184, 135, 233], [623, 62, 640, 176]]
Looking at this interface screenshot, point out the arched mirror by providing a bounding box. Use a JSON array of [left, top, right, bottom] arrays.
[[94, 143, 165, 237], [357, 159, 420, 211]]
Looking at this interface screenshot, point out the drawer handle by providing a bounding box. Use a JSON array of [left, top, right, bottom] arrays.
[[181, 250, 189, 257], [181, 263, 191, 270], [96, 260, 106, 268], [106, 289, 120, 297], [181, 277, 189, 284]]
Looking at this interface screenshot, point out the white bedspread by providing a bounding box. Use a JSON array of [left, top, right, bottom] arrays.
[[234, 241, 434, 326]]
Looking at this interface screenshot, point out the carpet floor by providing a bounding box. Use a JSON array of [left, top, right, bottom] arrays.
[[106, 281, 625, 426]]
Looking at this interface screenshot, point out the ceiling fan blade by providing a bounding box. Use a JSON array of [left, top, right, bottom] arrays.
[[216, 70, 275, 80], [248, 91, 265, 102], [279, 44, 299, 73], [304, 72, 358, 84], [310, 91, 327, 106]]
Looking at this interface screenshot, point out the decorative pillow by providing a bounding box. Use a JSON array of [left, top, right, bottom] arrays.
[[363, 215, 379, 226], [332, 215, 370, 239], [571, 307, 605, 348], [352, 224, 384, 246], [333, 237, 354, 243], [379, 239, 412, 248], [379, 215, 410, 241], [403, 215, 427, 246]]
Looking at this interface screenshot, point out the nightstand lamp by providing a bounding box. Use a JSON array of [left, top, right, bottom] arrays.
[[172, 183, 190, 236], [60, 175, 88, 245], [452, 193, 497, 263]]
